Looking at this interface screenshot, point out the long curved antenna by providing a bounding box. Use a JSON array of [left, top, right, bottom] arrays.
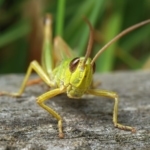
[[91, 19, 150, 65], [83, 17, 94, 65]]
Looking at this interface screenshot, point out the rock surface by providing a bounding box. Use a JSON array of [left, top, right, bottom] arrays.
[[0, 71, 150, 150]]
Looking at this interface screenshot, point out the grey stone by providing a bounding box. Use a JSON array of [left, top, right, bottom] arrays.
[[0, 71, 150, 150]]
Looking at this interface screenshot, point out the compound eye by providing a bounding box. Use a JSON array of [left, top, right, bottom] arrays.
[[92, 62, 96, 73], [69, 57, 80, 72]]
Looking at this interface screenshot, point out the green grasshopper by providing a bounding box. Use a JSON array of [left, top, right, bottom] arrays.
[[0, 14, 150, 138]]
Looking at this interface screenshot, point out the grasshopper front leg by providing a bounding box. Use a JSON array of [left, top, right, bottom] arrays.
[[0, 60, 55, 97], [87, 89, 136, 132], [37, 88, 66, 138]]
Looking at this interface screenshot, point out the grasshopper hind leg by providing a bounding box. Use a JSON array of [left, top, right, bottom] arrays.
[[0, 60, 55, 97], [87, 89, 136, 133], [91, 80, 101, 89], [26, 78, 43, 86]]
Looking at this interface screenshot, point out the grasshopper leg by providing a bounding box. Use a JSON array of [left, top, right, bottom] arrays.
[[87, 89, 136, 133], [91, 81, 101, 89], [26, 78, 43, 86], [0, 60, 55, 97], [36, 88, 65, 138]]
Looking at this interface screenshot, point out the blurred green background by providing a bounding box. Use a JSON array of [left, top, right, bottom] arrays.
[[0, 0, 150, 73]]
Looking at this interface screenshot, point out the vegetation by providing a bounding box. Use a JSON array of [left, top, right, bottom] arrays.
[[0, 0, 150, 73]]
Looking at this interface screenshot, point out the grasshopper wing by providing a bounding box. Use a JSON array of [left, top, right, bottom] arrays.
[[54, 36, 76, 66]]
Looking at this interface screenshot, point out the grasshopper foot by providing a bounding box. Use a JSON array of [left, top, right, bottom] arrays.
[[58, 120, 64, 138], [59, 132, 64, 139], [114, 123, 136, 133], [0, 91, 21, 97]]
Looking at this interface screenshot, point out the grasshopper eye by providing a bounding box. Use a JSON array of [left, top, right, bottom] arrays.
[[92, 62, 96, 73], [69, 57, 80, 72]]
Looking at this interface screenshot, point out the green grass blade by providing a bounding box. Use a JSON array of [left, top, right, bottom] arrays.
[[55, 0, 66, 36], [65, 0, 106, 56], [0, 19, 30, 48], [116, 48, 141, 69], [96, 13, 123, 72], [120, 25, 150, 52]]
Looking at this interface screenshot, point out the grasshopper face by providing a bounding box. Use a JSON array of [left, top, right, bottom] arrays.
[[67, 57, 95, 98], [65, 17, 95, 99]]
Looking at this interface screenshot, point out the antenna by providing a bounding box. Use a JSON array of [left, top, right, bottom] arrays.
[[83, 17, 94, 65], [91, 19, 150, 65]]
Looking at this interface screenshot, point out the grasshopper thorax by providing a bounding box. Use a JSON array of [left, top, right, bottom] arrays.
[[67, 57, 95, 98]]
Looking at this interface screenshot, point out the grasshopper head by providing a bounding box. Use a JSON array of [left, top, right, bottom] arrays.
[[66, 18, 95, 98], [67, 57, 95, 98]]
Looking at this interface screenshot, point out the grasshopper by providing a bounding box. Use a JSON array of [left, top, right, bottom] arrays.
[[0, 14, 150, 138]]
